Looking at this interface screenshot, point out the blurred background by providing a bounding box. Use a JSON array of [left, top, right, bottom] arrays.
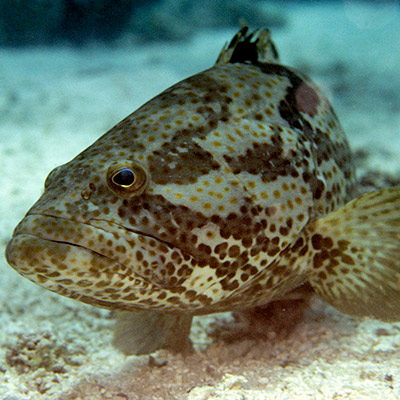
[[0, 0, 289, 46]]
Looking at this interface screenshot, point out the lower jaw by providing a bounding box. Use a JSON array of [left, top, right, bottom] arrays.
[[5, 233, 149, 307]]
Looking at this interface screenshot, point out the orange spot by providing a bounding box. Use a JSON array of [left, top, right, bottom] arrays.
[[265, 108, 273, 117]]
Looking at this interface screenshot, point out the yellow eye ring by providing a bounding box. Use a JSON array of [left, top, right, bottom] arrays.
[[106, 161, 148, 197]]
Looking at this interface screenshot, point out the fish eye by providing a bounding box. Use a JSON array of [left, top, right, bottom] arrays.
[[113, 168, 135, 186], [106, 161, 148, 197]]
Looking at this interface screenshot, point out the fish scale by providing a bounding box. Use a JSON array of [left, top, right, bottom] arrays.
[[6, 27, 400, 354]]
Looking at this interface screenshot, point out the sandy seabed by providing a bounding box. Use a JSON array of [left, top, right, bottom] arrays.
[[1, 2, 400, 399]]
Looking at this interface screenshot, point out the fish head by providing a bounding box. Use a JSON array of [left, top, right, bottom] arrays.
[[6, 59, 316, 313]]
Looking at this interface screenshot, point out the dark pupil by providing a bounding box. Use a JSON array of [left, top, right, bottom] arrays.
[[113, 168, 135, 186]]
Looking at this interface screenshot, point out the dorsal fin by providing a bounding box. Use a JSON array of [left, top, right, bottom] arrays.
[[216, 26, 279, 66]]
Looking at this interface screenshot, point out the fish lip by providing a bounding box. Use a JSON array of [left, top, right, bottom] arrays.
[[9, 212, 195, 284], [25, 212, 179, 252], [5, 231, 154, 311], [21, 212, 178, 252], [6, 231, 141, 281], [7, 213, 166, 284]]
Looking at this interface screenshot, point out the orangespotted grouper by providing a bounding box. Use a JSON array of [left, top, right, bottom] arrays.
[[6, 27, 400, 354]]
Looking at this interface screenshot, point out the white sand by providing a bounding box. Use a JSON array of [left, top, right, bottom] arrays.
[[1, 2, 400, 399]]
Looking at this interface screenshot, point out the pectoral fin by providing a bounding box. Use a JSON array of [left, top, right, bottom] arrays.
[[305, 187, 400, 321]]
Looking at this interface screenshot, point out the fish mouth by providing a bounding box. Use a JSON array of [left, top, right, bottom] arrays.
[[5, 213, 194, 310]]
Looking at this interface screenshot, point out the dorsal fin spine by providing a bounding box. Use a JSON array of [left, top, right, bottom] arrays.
[[216, 26, 280, 66]]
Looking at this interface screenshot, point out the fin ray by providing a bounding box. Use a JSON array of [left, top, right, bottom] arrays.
[[113, 310, 193, 355], [305, 187, 400, 321], [216, 26, 279, 66]]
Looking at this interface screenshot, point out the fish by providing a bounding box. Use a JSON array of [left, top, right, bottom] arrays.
[[6, 27, 400, 355]]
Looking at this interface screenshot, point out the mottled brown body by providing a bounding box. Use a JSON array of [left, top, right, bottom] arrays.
[[7, 28, 400, 354], [6, 28, 355, 312]]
